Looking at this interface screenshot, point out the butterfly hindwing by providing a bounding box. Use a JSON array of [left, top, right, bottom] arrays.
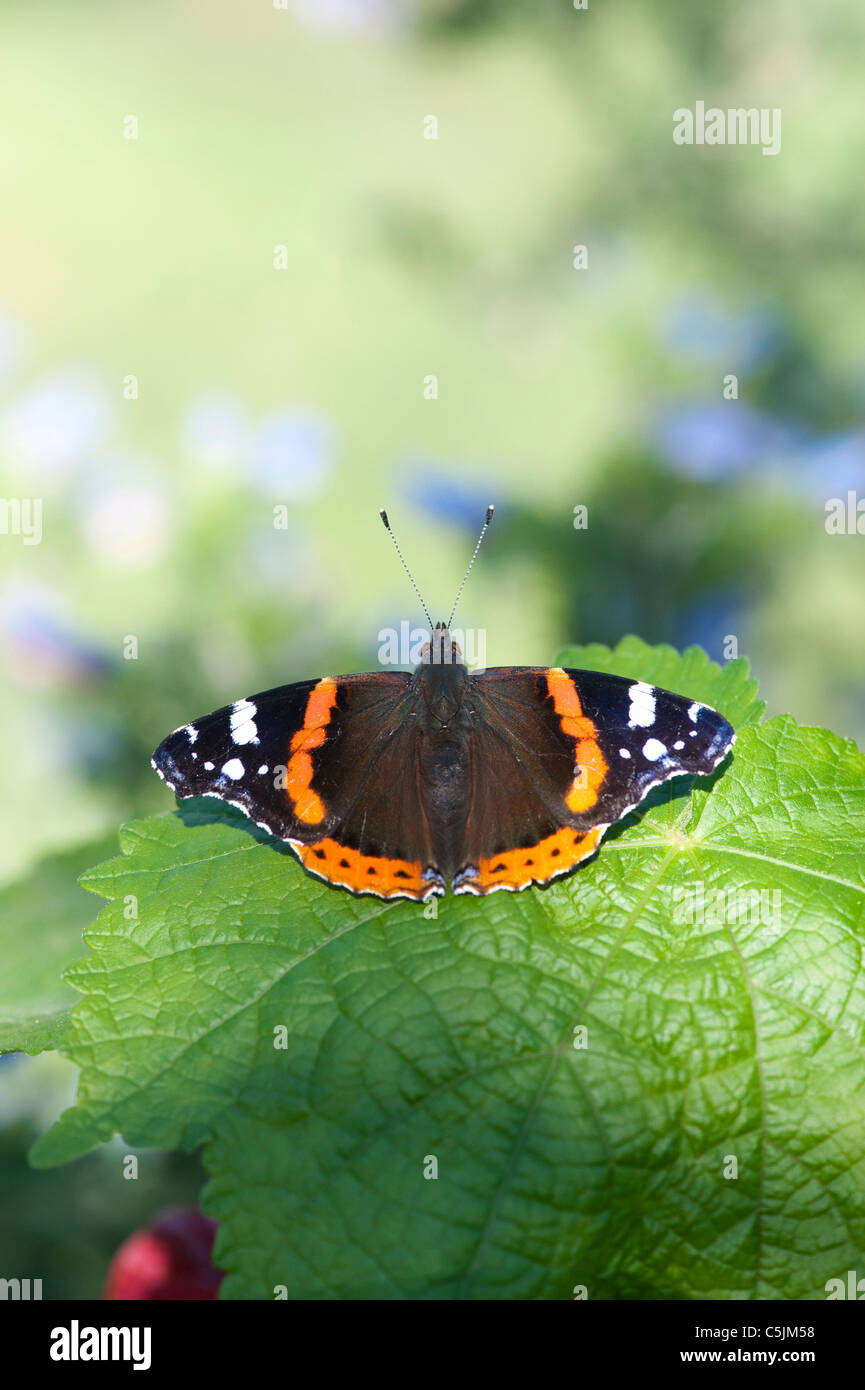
[[454, 666, 735, 894]]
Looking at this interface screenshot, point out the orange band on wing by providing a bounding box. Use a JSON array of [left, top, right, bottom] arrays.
[[292, 837, 436, 899], [285, 677, 338, 825], [545, 667, 609, 812], [468, 824, 604, 892]]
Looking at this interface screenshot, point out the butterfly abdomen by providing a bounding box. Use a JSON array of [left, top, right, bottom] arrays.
[[419, 727, 473, 876]]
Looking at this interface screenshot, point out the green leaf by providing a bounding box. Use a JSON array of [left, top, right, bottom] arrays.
[[0, 834, 119, 1054], [29, 647, 865, 1300]]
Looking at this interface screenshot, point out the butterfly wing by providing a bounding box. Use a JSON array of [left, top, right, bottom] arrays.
[[152, 672, 445, 900], [455, 666, 735, 894]]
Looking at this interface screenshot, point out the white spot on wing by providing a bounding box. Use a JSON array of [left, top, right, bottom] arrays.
[[619, 747, 631, 759], [230, 698, 259, 745], [258, 764, 268, 775], [186, 725, 198, 744], [222, 758, 244, 779], [643, 738, 667, 761], [627, 681, 656, 728], [673, 739, 685, 750], [687, 702, 701, 722]]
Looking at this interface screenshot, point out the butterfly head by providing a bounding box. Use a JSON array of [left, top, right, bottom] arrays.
[[419, 622, 463, 666]]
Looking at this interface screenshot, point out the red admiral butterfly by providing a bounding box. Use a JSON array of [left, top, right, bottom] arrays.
[[153, 507, 735, 901]]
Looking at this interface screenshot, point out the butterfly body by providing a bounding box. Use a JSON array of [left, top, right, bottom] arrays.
[[152, 623, 735, 902]]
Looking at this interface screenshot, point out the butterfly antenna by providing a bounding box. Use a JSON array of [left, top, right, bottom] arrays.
[[379, 508, 434, 630], [447, 504, 494, 629]]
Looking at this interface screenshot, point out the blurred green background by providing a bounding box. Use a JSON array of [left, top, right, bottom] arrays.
[[1, 0, 864, 1297]]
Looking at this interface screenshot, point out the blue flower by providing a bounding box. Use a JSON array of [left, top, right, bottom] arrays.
[[655, 402, 805, 481], [251, 409, 336, 499], [0, 583, 112, 686], [659, 293, 784, 371], [673, 588, 747, 661], [402, 467, 500, 529], [2, 370, 111, 478], [796, 429, 865, 499]]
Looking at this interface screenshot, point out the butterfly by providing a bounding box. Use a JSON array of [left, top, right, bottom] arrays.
[[152, 507, 735, 901]]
